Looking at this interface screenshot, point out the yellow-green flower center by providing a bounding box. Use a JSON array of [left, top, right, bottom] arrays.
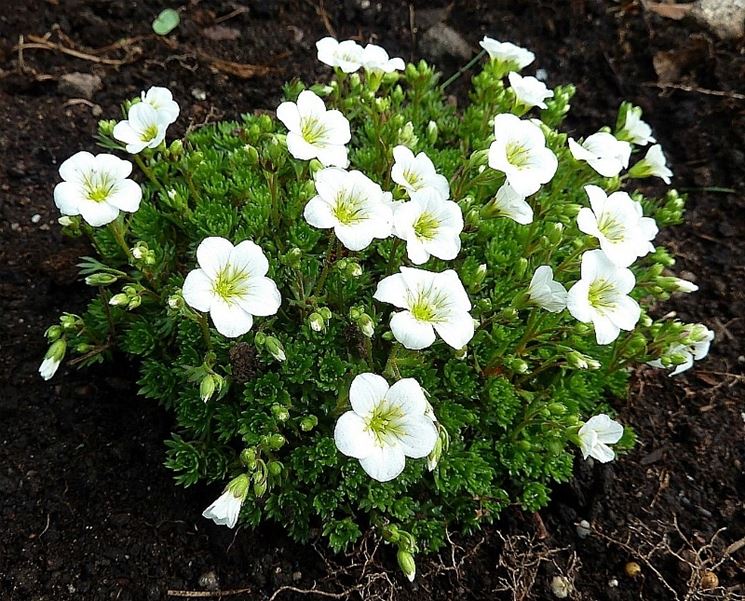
[[588, 279, 617, 312], [83, 173, 115, 203], [301, 117, 326, 145], [506, 142, 530, 168], [140, 123, 160, 142], [413, 211, 440, 241], [597, 214, 625, 243], [365, 401, 405, 446], [332, 193, 367, 225], [213, 265, 248, 301], [402, 169, 422, 189]]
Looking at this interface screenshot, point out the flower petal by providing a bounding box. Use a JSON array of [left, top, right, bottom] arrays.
[[209, 298, 254, 338], [390, 311, 436, 350], [230, 240, 269, 278], [350, 373, 389, 415], [182, 269, 215, 312], [106, 179, 142, 213], [374, 273, 409, 309], [386, 378, 427, 415], [235, 276, 281, 317], [78, 200, 119, 227], [303, 196, 337, 229], [53, 182, 83, 215], [334, 411, 377, 458], [197, 237, 234, 278], [433, 311, 475, 349], [358, 444, 406, 482], [397, 415, 438, 458]]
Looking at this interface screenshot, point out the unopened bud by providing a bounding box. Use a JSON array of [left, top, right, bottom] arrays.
[[109, 293, 129, 306], [58, 216, 74, 227], [268, 433, 286, 450], [168, 294, 183, 310], [265, 336, 286, 361], [318, 307, 332, 321], [426, 120, 438, 144], [358, 314, 375, 338], [347, 262, 362, 277], [300, 415, 318, 431], [397, 550, 416, 582], [45, 325, 63, 341], [309, 312, 325, 332], [85, 272, 118, 286], [268, 461, 283, 477], [271, 404, 290, 422], [240, 448, 257, 469]]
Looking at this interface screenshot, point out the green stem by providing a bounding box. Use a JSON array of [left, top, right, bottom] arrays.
[[383, 343, 402, 380], [514, 310, 544, 356], [441, 49, 487, 90], [387, 238, 403, 274], [133, 154, 166, 195], [197, 313, 212, 351], [108, 219, 133, 262], [312, 234, 338, 297]]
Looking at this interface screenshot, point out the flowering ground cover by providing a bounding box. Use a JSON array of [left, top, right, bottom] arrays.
[[1, 1, 744, 600]]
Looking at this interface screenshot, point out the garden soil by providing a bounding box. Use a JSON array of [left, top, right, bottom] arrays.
[[1, 1, 743, 599]]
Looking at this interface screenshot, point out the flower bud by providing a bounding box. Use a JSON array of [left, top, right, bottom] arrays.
[[358, 314, 375, 338], [426, 120, 438, 144], [254, 331, 267, 346], [318, 307, 332, 321], [75, 343, 92, 353], [268, 461, 283, 477], [397, 121, 417, 146], [226, 473, 250, 501], [469, 149, 490, 167], [284, 247, 302, 268], [508, 358, 529, 374], [253, 478, 268, 498], [454, 346, 467, 360], [47, 338, 67, 362], [240, 448, 257, 469], [60, 313, 81, 331], [309, 312, 325, 332], [45, 325, 63, 341], [427, 434, 443, 471], [268, 433, 286, 450], [109, 293, 129, 306], [271, 404, 290, 422], [242, 143, 259, 164], [515, 257, 528, 279], [300, 415, 318, 432], [548, 402, 567, 415], [466, 207, 481, 228], [397, 550, 416, 582], [346, 262, 362, 277], [167, 293, 183, 310], [127, 295, 142, 310], [168, 138, 183, 157], [85, 272, 118, 286], [308, 159, 324, 174], [58, 216, 75, 227], [97, 119, 116, 137], [265, 336, 286, 361], [200, 374, 217, 403]]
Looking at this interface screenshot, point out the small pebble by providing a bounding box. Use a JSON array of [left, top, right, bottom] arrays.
[[608, 578, 619, 588], [192, 88, 207, 101], [576, 519, 591, 539], [625, 561, 642, 578], [536, 68, 548, 81], [550, 575, 571, 598], [31, 213, 41, 224], [198, 570, 219, 591]]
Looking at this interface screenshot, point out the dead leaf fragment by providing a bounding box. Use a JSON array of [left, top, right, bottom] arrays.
[[645, 1, 694, 20], [202, 25, 241, 42]]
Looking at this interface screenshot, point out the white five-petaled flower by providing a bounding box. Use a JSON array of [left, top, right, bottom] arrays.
[[392, 188, 463, 264], [53, 151, 142, 227], [39, 339, 66, 381], [567, 250, 641, 345], [484, 182, 533, 224], [315, 37, 365, 73], [304, 167, 393, 250], [374, 267, 474, 350], [182, 237, 281, 338], [628, 144, 672, 184], [362, 43, 405, 73], [619, 107, 655, 146], [113, 102, 170, 154], [334, 373, 438, 482], [391, 145, 450, 199], [578, 414, 623, 463], [508, 72, 554, 109], [276, 90, 351, 167], [488, 113, 558, 197], [528, 266, 567, 313], [577, 185, 658, 267], [479, 37, 535, 70], [648, 324, 714, 376], [568, 132, 631, 178], [202, 474, 249, 529], [140, 86, 180, 125]]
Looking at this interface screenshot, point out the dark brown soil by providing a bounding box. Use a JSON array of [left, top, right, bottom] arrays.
[[1, 1, 744, 599]]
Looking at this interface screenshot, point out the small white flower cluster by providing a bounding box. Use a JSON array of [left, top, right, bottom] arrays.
[[648, 324, 714, 376], [316, 37, 405, 75]]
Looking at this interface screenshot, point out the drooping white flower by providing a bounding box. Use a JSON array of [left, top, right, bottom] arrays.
[[362, 43, 405, 73], [113, 102, 170, 154], [576, 185, 658, 267], [478, 37, 535, 71], [670, 277, 699, 294], [182, 237, 281, 338], [53, 151, 142, 227], [140, 86, 180, 125], [483, 182, 533, 224], [618, 106, 655, 146], [508, 72, 554, 109], [334, 373, 438, 482], [39, 339, 66, 381], [488, 114, 558, 197], [374, 267, 474, 350], [202, 474, 249, 528], [391, 145, 450, 199], [276, 90, 351, 167], [568, 132, 632, 178], [303, 167, 393, 251], [578, 414, 623, 463], [315, 37, 364, 73], [528, 266, 567, 313], [648, 324, 714, 376], [392, 187, 463, 264], [567, 250, 641, 345], [628, 144, 672, 184]]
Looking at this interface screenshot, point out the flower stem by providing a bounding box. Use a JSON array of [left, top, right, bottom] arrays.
[[387, 238, 403, 274], [441, 49, 487, 91], [133, 154, 166, 195], [312, 234, 338, 297], [383, 343, 402, 381], [108, 218, 133, 262]]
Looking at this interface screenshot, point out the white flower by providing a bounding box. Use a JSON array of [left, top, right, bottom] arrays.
[[483, 182, 533, 224], [374, 267, 474, 350], [670, 277, 698, 293], [334, 373, 438, 482], [649, 324, 714, 376], [578, 414, 623, 463], [304, 167, 393, 250], [478, 37, 535, 70], [568, 132, 631, 178], [392, 188, 463, 264], [182, 237, 281, 338], [628, 144, 672, 184], [39, 356, 61, 381], [315, 37, 364, 73], [567, 250, 641, 345], [276, 90, 351, 167], [576, 185, 658, 267], [141, 86, 180, 125], [488, 114, 558, 197], [508, 72, 554, 109], [390, 145, 450, 199], [528, 266, 567, 313], [53, 151, 142, 227], [362, 43, 405, 73], [202, 474, 249, 528], [619, 107, 655, 146], [113, 102, 170, 154]]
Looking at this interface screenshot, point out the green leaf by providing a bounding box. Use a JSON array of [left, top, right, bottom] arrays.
[[152, 9, 180, 36]]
